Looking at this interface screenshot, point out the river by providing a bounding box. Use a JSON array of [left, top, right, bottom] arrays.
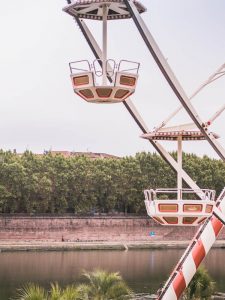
[[0, 248, 224, 299]]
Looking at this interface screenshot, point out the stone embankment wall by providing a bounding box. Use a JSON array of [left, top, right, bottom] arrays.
[[0, 216, 224, 242]]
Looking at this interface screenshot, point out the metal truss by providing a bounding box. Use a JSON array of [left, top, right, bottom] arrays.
[[120, 2, 225, 299], [72, 16, 203, 193], [65, 1, 225, 299], [124, 0, 225, 162], [155, 63, 225, 131]]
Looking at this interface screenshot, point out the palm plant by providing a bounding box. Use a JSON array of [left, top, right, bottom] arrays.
[[12, 283, 47, 300], [61, 285, 82, 300], [48, 283, 62, 300], [12, 270, 133, 300], [81, 269, 133, 300], [183, 266, 216, 300], [13, 282, 82, 300]]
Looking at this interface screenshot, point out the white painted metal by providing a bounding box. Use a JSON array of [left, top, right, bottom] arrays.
[[200, 220, 216, 253], [63, 0, 147, 20], [144, 198, 215, 226], [141, 128, 220, 141], [177, 137, 182, 200], [207, 104, 225, 125], [73, 18, 205, 196], [144, 188, 215, 226], [152, 141, 204, 198], [66, 2, 224, 195], [69, 60, 138, 103], [157, 123, 196, 132], [182, 254, 197, 285], [64, 3, 225, 298], [67, 6, 140, 103], [124, 0, 225, 161], [159, 188, 225, 299], [213, 206, 225, 224], [102, 5, 108, 85], [155, 63, 225, 131]]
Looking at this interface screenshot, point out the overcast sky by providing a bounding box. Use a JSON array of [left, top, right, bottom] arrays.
[[0, 0, 224, 158]]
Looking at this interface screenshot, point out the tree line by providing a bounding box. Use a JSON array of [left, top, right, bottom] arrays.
[[0, 150, 224, 214]]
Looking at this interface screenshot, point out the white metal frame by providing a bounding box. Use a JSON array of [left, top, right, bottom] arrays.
[[144, 188, 216, 226], [145, 188, 216, 202], [121, 1, 225, 299], [64, 2, 225, 299], [154, 63, 225, 131], [72, 16, 205, 195], [123, 0, 225, 162]]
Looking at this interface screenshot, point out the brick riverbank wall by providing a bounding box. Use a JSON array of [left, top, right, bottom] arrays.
[[0, 216, 225, 242]]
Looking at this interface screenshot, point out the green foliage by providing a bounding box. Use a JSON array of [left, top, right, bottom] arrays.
[[12, 270, 132, 300], [43, 282, 84, 300], [48, 283, 62, 300], [60, 285, 82, 300], [12, 282, 82, 300], [81, 269, 133, 299], [0, 150, 224, 214], [183, 267, 216, 300], [12, 283, 47, 300]]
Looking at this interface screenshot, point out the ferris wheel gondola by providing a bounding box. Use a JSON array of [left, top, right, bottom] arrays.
[[63, 0, 146, 103], [141, 107, 224, 226]]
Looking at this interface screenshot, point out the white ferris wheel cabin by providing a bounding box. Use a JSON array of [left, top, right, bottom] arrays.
[[142, 124, 220, 226], [63, 0, 146, 103]]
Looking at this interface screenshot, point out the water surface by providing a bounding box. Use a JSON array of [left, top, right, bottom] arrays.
[[0, 249, 224, 299]]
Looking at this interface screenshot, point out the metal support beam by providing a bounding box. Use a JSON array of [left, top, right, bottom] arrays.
[[72, 17, 203, 193], [207, 104, 225, 125], [124, 0, 225, 161], [155, 63, 225, 131], [102, 5, 108, 85], [177, 137, 182, 200], [213, 206, 225, 225]]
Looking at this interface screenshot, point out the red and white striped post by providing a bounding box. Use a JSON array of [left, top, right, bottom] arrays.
[[158, 188, 225, 300]]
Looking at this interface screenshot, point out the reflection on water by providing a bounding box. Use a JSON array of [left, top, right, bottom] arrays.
[[0, 249, 224, 299]]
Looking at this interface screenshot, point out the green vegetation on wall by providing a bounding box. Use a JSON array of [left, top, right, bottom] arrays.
[[0, 150, 224, 214]]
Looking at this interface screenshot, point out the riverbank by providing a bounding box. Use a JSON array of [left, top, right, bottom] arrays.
[[1, 216, 225, 252], [1, 240, 225, 252], [0, 215, 202, 242]]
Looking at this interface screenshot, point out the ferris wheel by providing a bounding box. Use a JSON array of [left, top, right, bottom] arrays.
[[63, 1, 225, 299]]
